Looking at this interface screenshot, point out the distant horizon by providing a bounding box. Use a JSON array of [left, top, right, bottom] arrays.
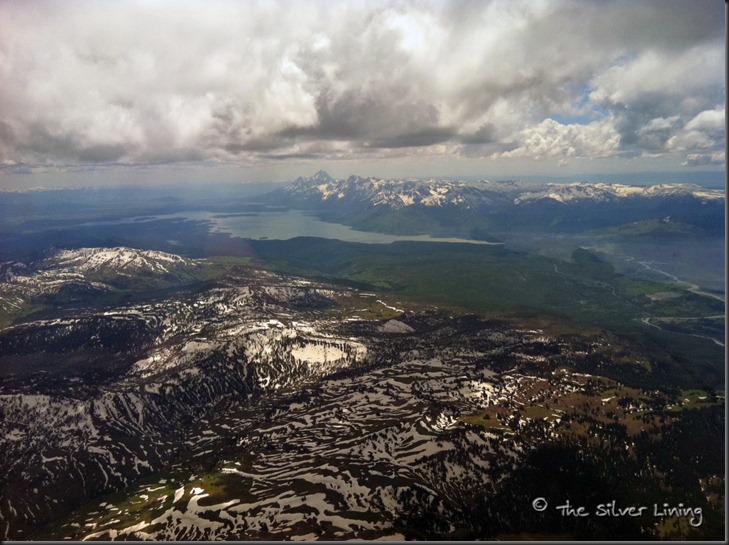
[[0, 168, 725, 192]]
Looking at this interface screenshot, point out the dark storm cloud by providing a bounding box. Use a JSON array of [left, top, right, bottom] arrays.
[[260, 153, 322, 161], [0, 0, 724, 173], [458, 124, 497, 145], [76, 144, 128, 163], [366, 128, 457, 149]]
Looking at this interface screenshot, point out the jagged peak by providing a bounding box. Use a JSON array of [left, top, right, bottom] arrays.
[[311, 170, 334, 183]]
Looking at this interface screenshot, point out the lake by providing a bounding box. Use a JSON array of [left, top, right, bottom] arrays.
[[107, 209, 502, 246]]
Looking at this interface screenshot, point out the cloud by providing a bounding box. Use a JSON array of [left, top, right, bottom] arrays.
[[666, 108, 726, 160], [494, 118, 620, 163], [366, 128, 457, 149], [682, 152, 725, 167], [0, 0, 724, 173], [589, 46, 723, 107], [588, 44, 724, 162], [636, 115, 681, 152], [639, 116, 680, 133], [683, 108, 725, 134]]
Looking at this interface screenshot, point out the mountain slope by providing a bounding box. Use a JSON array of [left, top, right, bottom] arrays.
[[0, 265, 371, 539], [37, 247, 205, 285], [0, 247, 212, 324]]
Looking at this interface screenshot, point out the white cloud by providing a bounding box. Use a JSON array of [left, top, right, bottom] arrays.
[[667, 108, 725, 153], [495, 118, 620, 163], [638, 116, 680, 134], [683, 108, 725, 133], [587, 43, 724, 160], [589, 45, 723, 106], [682, 151, 725, 167], [0, 0, 724, 175]]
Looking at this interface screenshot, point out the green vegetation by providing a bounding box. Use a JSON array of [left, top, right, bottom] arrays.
[[667, 388, 725, 411], [32, 469, 258, 541], [205, 255, 254, 270], [455, 369, 726, 541], [354, 300, 404, 320], [597, 218, 700, 237], [0, 302, 45, 329], [31, 474, 181, 540], [459, 414, 510, 431], [319, 204, 500, 242], [568, 247, 616, 279], [251, 238, 724, 389]]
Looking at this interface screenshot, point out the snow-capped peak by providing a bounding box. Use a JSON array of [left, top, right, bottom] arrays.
[[311, 170, 334, 184]]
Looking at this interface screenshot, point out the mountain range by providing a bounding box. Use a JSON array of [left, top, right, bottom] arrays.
[[265, 171, 725, 240], [279, 170, 723, 208]]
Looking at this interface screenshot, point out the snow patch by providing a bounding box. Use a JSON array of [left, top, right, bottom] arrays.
[[378, 319, 414, 334]]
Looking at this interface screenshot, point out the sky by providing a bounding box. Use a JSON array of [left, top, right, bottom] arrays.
[[0, 0, 725, 188]]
